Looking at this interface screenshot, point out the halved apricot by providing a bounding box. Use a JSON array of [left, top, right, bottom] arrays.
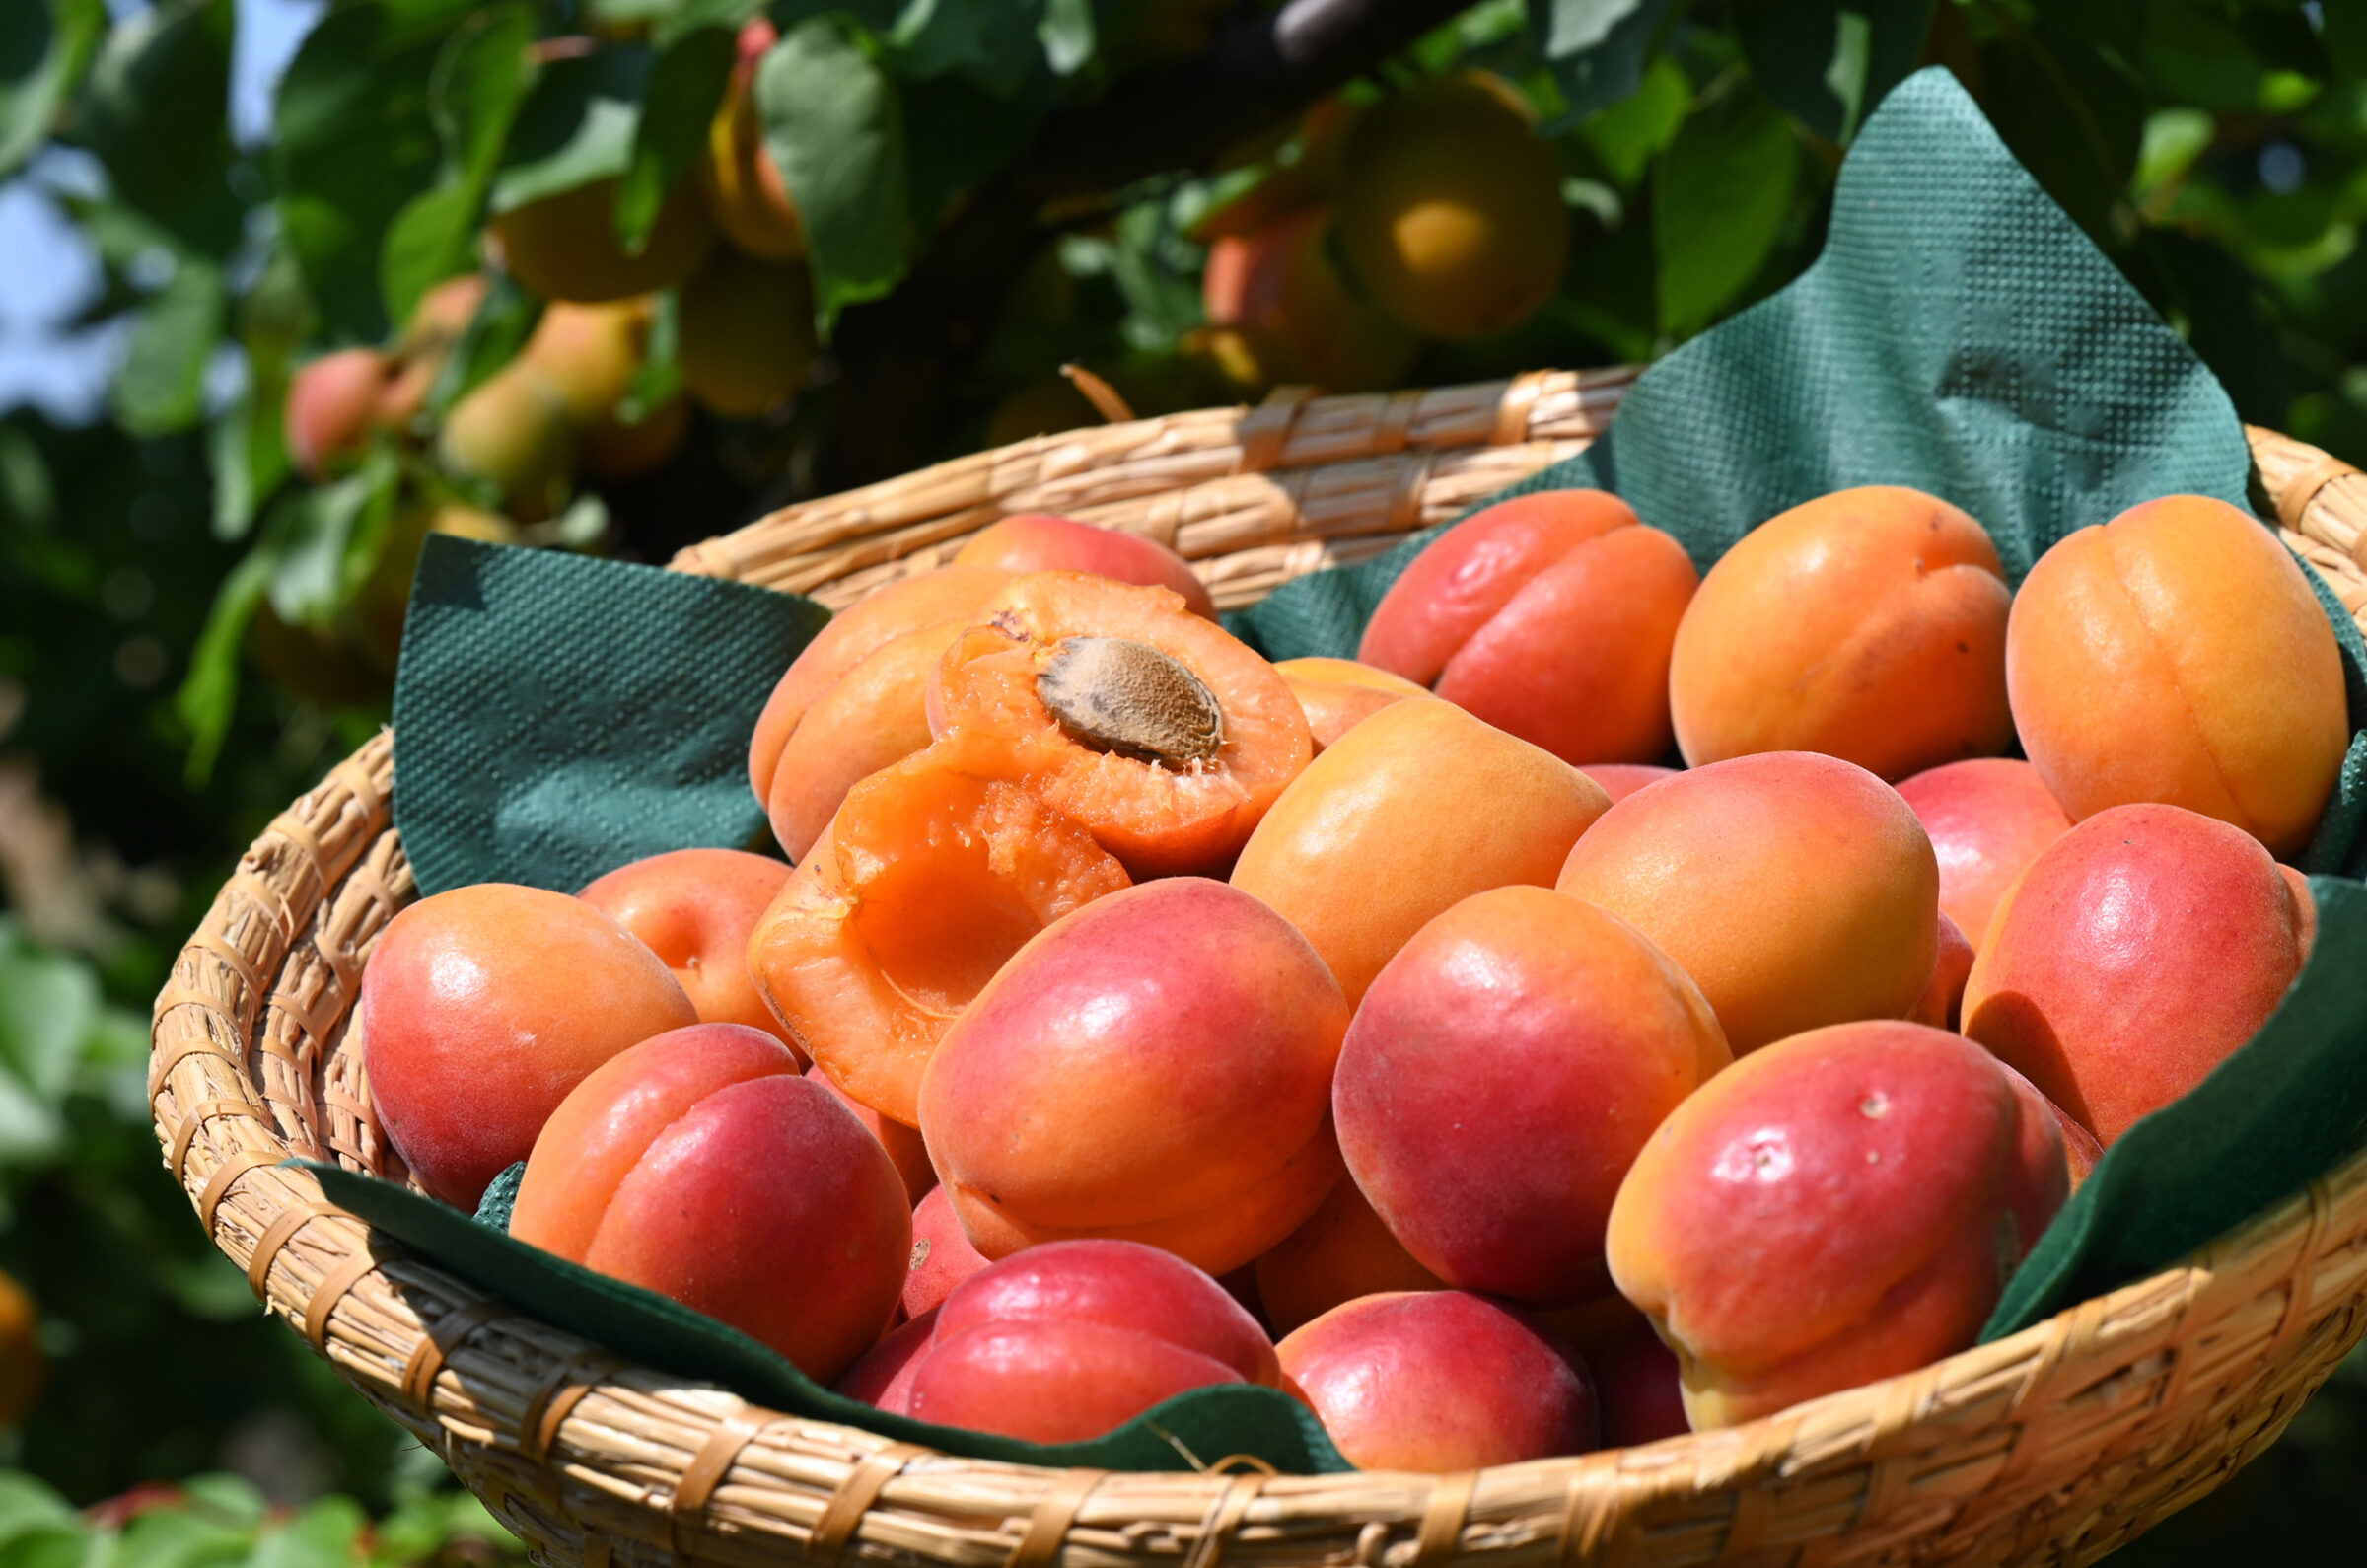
[[927, 573, 1312, 876], [747, 743, 1132, 1126], [765, 617, 967, 860]]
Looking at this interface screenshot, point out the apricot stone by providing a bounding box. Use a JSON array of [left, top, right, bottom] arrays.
[[578, 848, 796, 1049], [361, 883, 697, 1207], [1234, 698, 1611, 1006], [918, 879, 1348, 1275], [1277, 1292, 1597, 1470], [1606, 1021, 2067, 1429], [1961, 803, 2316, 1145], [1895, 758, 2073, 951], [1556, 751, 1938, 1054], [955, 513, 1217, 619], [1668, 486, 2013, 780], [2006, 494, 2349, 859], [1337, 886, 1730, 1306]]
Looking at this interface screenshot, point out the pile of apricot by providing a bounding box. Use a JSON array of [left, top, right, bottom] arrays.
[[358, 480, 2350, 1465]]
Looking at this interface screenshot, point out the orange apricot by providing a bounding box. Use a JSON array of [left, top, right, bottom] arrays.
[[696, 20, 804, 261], [578, 848, 796, 1050], [954, 513, 1217, 619], [1894, 758, 2074, 951], [1581, 763, 1677, 803], [1272, 657, 1430, 752], [285, 348, 394, 477], [1200, 206, 1418, 392], [1254, 1173, 1444, 1336], [492, 178, 718, 304]]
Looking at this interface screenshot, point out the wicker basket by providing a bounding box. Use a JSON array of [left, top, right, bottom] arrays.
[[150, 371, 2367, 1568]]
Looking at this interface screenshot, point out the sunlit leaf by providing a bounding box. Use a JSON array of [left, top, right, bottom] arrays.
[[1654, 84, 1796, 335], [381, 3, 535, 324], [0, 934, 97, 1103], [72, 0, 236, 248], [490, 46, 651, 214], [1528, 0, 1689, 121], [1576, 52, 1688, 183], [756, 18, 908, 329], [267, 451, 398, 627], [0, 0, 107, 179]]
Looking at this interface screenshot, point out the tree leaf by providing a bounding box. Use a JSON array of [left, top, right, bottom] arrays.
[[1734, 0, 1932, 143], [174, 543, 273, 785], [1528, 0, 1690, 121], [1653, 84, 1797, 335], [267, 451, 398, 627], [490, 46, 651, 215], [1975, 19, 2143, 249], [71, 0, 237, 249], [0, 0, 107, 180], [111, 255, 228, 438], [381, 3, 535, 325], [1039, 0, 1094, 76], [903, 71, 1045, 236], [618, 23, 734, 249], [756, 18, 908, 330], [1576, 52, 1689, 184], [0, 934, 98, 1104], [425, 269, 538, 417], [894, 0, 1044, 98]]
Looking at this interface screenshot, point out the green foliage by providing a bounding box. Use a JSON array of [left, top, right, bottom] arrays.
[[0, 0, 106, 181], [755, 19, 908, 324]]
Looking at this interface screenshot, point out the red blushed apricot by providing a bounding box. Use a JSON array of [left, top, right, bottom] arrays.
[[1995, 1059, 2103, 1192], [1360, 491, 1697, 764], [1556, 752, 1939, 1054], [361, 884, 698, 1208], [749, 747, 1130, 1126], [1606, 1021, 2067, 1430], [1594, 1321, 1688, 1447], [904, 1240, 1283, 1443], [765, 618, 967, 860], [747, 566, 1014, 810], [1337, 886, 1731, 1307], [836, 1306, 938, 1414], [1234, 698, 1612, 1006], [905, 1185, 989, 1319], [1961, 803, 2316, 1145], [806, 1065, 935, 1205], [928, 573, 1312, 876], [1580, 764, 1677, 804], [919, 880, 1349, 1276], [2007, 495, 2349, 859], [1198, 205, 1418, 394], [1273, 657, 1429, 752], [1669, 486, 2013, 780], [1255, 1174, 1444, 1336], [1908, 913, 1975, 1032], [1895, 759, 2074, 951], [955, 513, 1218, 619], [578, 849, 797, 1051], [513, 1026, 910, 1382], [1277, 1292, 1598, 1470]]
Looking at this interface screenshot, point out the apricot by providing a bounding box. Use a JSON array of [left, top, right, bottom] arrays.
[[580, 394, 691, 481], [1581, 764, 1677, 803], [577, 847, 796, 1047], [955, 513, 1217, 619], [1200, 206, 1418, 392], [928, 573, 1312, 877], [436, 361, 577, 520], [1359, 490, 1698, 764], [748, 746, 1131, 1126], [904, 1240, 1284, 1443], [518, 298, 652, 424], [2006, 494, 2349, 859], [1277, 1292, 1597, 1470], [1961, 803, 2316, 1145], [1667, 487, 2013, 779], [360, 884, 697, 1208], [763, 617, 968, 861], [0, 1268, 40, 1430], [1337, 886, 1730, 1307], [696, 20, 804, 261], [1606, 1021, 2068, 1429], [1907, 913, 1975, 1032], [918, 879, 1348, 1275], [1335, 73, 1568, 340], [286, 348, 394, 477], [808, 1064, 936, 1205], [1593, 1320, 1687, 1447], [1254, 1173, 1443, 1336], [677, 250, 816, 417], [1272, 657, 1429, 752], [1234, 698, 1610, 1006], [747, 565, 1014, 812], [377, 275, 490, 431], [511, 1024, 908, 1382], [836, 1306, 937, 1413], [492, 177, 718, 303], [1556, 752, 1939, 1054], [1895, 758, 2073, 951], [905, 1185, 988, 1319]]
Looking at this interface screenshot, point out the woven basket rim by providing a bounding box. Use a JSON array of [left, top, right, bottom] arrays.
[[146, 386, 2367, 1568]]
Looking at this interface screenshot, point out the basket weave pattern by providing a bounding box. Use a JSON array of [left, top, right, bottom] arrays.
[[151, 375, 2367, 1568]]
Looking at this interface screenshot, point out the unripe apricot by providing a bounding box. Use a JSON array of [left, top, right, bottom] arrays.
[[1556, 752, 1939, 1054], [1606, 1021, 2067, 1429], [1336, 886, 1730, 1306], [677, 250, 815, 417], [513, 1024, 909, 1382], [1234, 698, 1611, 1006], [1962, 803, 2316, 1145], [918, 879, 1348, 1275], [286, 348, 394, 477], [577, 848, 796, 1048], [437, 362, 578, 520], [955, 513, 1217, 619], [2006, 494, 2349, 859], [1335, 73, 1568, 340], [696, 20, 804, 261], [1895, 758, 2073, 952], [360, 884, 698, 1208], [520, 298, 651, 424], [1200, 206, 1418, 392], [493, 178, 718, 303], [1277, 1292, 1597, 1470], [1668, 486, 2013, 779]]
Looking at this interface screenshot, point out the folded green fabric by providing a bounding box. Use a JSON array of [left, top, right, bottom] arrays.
[[392, 535, 829, 895]]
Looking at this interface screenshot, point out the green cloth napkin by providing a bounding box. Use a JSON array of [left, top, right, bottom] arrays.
[[391, 535, 829, 895]]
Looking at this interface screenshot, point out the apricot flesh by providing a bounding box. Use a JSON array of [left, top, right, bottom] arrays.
[[577, 848, 796, 1049], [1556, 751, 1938, 1054], [956, 513, 1218, 619], [1606, 1020, 2067, 1429], [1961, 802, 2316, 1145], [1668, 486, 2013, 780], [764, 617, 966, 861], [1895, 758, 2073, 951], [2006, 494, 2349, 859]]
